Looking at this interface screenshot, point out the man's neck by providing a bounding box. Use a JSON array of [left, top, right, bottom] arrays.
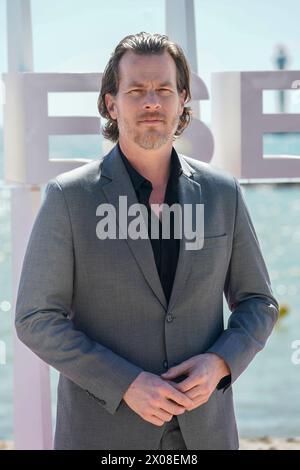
[[118, 139, 173, 190]]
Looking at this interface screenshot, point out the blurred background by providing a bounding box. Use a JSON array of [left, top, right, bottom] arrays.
[[0, 0, 300, 446]]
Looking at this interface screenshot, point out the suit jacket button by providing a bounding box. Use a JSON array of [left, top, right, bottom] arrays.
[[98, 399, 106, 405], [163, 360, 168, 369], [166, 314, 173, 322]]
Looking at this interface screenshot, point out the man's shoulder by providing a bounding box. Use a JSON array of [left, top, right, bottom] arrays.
[[48, 156, 106, 192], [179, 154, 237, 189], [47, 144, 118, 192]]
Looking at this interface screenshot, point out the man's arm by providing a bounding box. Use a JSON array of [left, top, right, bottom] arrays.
[[15, 179, 144, 415], [206, 177, 279, 391]]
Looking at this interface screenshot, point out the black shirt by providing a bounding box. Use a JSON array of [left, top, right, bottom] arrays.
[[118, 142, 182, 305]]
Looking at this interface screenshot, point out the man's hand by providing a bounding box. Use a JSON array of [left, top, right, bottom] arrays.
[[123, 371, 195, 427], [160, 353, 231, 411]]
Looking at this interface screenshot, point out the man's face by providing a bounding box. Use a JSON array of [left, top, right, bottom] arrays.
[[105, 50, 186, 150]]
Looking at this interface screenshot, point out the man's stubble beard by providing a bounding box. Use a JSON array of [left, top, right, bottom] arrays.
[[121, 115, 179, 150], [134, 130, 168, 150]]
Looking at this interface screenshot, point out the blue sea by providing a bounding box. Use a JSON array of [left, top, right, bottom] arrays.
[[0, 130, 300, 440]]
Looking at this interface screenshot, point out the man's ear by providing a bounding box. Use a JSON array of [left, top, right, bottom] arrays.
[[105, 93, 117, 120]]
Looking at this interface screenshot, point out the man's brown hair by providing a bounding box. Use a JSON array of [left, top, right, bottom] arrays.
[[97, 31, 193, 142]]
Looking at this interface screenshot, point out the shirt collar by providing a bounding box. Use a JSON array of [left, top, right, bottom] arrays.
[[117, 141, 183, 193]]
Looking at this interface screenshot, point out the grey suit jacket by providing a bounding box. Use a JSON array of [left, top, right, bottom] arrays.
[[15, 143, 279, 450]]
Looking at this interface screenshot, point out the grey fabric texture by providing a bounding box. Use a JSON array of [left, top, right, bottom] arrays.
[[157, 416, 187, 450], [15, 143, 279, 450]]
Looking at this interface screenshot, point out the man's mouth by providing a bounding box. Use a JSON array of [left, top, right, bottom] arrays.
[[139, 120, 163, 124]]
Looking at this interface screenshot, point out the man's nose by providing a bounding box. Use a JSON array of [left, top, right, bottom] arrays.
[[143, 92, 161, 109]]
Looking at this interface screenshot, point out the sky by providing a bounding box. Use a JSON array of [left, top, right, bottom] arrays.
[[0, 0, 300, 125]]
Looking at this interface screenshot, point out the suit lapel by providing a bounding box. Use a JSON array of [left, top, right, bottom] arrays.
[[166, 169, 202, 312], [100, 144, 202, 311]]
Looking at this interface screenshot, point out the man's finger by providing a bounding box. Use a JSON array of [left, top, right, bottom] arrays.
[[161, 361, 191, 379], [164, 383, 194, 409], [188, 395, 210, 411], [174, 374, 205, 393], [185, 385, 210, 400]]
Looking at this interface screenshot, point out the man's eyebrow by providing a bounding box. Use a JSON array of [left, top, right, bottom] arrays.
[[126, 81, 174, 88]]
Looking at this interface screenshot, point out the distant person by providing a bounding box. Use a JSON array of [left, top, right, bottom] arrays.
[[15, 32, 279, 450], [273, 44, 289, 113], [274, 45, 288, 70]]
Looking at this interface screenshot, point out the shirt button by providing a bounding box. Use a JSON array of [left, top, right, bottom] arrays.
[[166, 313, 173, 322], [163, 360, 168, 369]]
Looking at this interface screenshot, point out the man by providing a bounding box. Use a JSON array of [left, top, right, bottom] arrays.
[[15, 32, 279, 450]]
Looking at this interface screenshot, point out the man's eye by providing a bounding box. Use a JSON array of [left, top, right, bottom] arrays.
[[129, 89, 171, 93], [159, 89, 172, 94]]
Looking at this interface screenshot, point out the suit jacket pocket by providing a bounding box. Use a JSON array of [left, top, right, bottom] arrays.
[[187, 234, 230, 282], [200, 234, 228, 251]]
